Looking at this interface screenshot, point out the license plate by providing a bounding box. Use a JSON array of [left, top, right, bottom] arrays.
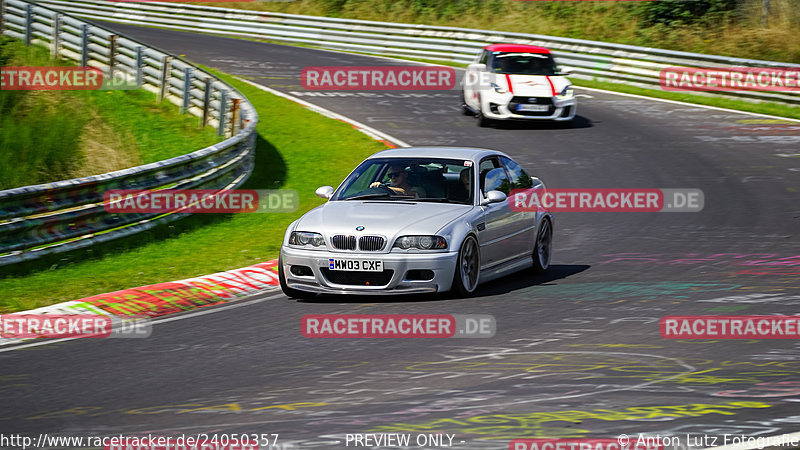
[[517, 104, 549, 112], [328, 259, 383, 272]]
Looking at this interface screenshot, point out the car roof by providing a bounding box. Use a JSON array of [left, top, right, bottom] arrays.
[[369, 147, 510, 162], [484, 44, 551, 54]]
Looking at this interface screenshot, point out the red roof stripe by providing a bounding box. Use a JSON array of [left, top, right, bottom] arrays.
[[484, 44, 551, 54]]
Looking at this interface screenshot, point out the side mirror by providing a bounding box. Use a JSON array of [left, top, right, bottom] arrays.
[[481, 190, 507, 206], [467, 63, 486, 72], [558, 67, 573, 76], [315, 186, 334, 199]]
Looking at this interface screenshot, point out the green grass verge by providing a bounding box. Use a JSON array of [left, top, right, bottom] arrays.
[[0, 38, 222, 190], [0, 68, 387, 313]]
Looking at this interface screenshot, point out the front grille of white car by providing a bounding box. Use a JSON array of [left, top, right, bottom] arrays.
[[359, 236, 386, 251], [331, 235, 357, 250], [511, 96, 553, 105], [508, 96, 556, 116]]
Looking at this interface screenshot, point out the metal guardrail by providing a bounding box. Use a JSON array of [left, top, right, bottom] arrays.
[[24, 0, 800, 106], [0, 0, 259, 267]]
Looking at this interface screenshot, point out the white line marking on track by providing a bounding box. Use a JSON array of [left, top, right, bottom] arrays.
[[236, 77, 411, 148], [0, 291, 285, 353]]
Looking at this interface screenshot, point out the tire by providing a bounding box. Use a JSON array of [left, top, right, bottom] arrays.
[[476, 110, 492, 127], [532, 218, 553, 274], [451, 235, 480, 297], [475, 96, 492, 127], [279, 253, 315, 300], [460, 91, 473, 116]]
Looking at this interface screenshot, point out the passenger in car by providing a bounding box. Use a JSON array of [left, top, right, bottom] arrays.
[[449, 168, 472, 202]]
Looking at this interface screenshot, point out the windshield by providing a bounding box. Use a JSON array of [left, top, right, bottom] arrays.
[[333, 158, 475, 204], [490, 52, 559, 76]]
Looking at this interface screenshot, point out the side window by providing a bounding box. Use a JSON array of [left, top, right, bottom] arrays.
[[479, 158, 510, 195], [484, 168, 510, 195], [479, 50, 489, 65], [500, 156, 534, 190]]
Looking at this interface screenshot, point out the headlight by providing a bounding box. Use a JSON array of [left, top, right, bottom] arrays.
[[393, 235, 448, 250], [289, 231, 325, 247], [490, 82, 507, 94], [556, 86, 574, 99]]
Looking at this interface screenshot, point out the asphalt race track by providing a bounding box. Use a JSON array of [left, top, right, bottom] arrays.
[[2, 23, 800, 449]]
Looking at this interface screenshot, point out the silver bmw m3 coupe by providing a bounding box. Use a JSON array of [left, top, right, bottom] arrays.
[[279, 147, 554, 298]]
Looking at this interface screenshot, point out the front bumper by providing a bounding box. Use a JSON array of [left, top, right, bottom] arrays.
[[280, 246, 458, 295], [483, 95, 576, 121]]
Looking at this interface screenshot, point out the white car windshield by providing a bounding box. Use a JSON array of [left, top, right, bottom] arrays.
[[334, 158, 475, 204], [490, 52, 559, 76]]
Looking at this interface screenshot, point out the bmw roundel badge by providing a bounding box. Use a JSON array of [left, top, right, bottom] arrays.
[[355, 226, 365, 231]]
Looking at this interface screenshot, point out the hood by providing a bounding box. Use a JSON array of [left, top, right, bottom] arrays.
[[498, 74, 570, 97], [296, 201, 473, 243]]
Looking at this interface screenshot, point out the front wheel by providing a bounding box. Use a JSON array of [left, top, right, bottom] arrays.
[[279, 253, 316, 300], [451, 235, 480, 297], [476, 109, 493, 127], [532, 218, 553, 273]]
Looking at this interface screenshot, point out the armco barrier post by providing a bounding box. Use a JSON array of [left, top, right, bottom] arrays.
[[201, 77, 212, 127], [217, 90, 228, 136], [80, 24, 89, 67], [108, 34, 117, 80], [158, 55, 172, 103], [1, 0, 7, 37], [230, 98, 241, 135], [51, 13, 61, 59], [181, 67, 192, 114], [24, 4, 32, 45], [135, 46, 143, 87]]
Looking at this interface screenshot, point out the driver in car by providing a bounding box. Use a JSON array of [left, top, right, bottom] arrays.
[[370, 165, 426, 198]]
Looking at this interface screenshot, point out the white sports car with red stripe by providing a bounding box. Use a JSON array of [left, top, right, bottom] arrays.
[[462, 44, 576, 127]]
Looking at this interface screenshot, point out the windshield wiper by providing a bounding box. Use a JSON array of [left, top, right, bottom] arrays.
[[413, 198, 451, 203], [344, 193, 391, 200], [344, 193, 416, 200]]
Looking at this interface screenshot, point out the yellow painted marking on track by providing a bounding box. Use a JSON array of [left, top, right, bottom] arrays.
[[735, 119, 794, 124]]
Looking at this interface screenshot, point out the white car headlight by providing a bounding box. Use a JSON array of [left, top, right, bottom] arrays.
[[556, 86, 574, 99], [490, 82, 507, 94], [393, 235, 448, 250], [289, 231, 325, 248]]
